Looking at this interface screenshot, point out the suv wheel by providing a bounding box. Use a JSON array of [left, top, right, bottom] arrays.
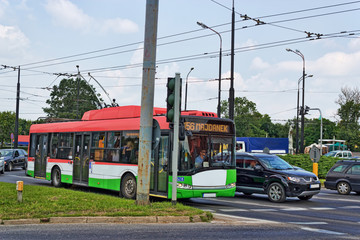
[[267, 182, 286, 203], [337, 181, 351, 195], [7, 162, 13, 171]]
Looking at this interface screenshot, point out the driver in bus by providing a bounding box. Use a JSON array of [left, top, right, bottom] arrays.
[[195, 149, 207, 168]]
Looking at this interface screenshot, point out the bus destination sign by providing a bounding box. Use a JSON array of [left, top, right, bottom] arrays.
[[184, 121, 230, 133]]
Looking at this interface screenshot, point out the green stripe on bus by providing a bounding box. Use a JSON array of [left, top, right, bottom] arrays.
[[88, 177, 120, 191]]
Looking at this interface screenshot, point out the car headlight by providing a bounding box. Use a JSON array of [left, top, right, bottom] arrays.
[[177, 183, 193, 189], [287, 176, 301, 183], [225, 183, 236, 189]]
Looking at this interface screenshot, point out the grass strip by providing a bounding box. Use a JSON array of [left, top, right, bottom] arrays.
[[0, 182, 203, 220]]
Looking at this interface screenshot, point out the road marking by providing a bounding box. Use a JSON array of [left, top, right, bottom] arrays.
[[289, 222, 328, 225], [339, 206, 360, 209], [219, 209, 248, 212], [201, 209, 215, 212], [281, 207, 307, 211], [301, 227, 346, 235], [251, 208, 277, 212], [309, 207, 335, 211], [315, 195, 360, 203], [214, 213, 280, 224]]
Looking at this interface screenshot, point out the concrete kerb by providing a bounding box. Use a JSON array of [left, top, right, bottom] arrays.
[[0, 214, 208, 225]]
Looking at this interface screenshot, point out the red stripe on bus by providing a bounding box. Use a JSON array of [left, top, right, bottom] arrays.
[[92, 162, 136, 166], [28, 157, 35, 162], [48, 159, 73, 164]]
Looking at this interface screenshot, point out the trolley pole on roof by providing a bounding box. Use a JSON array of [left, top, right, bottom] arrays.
[[136, 0, 159, 206]]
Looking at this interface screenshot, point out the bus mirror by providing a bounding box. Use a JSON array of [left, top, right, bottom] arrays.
[[179, 122, 185, 141], [152, 119, 161, 150]]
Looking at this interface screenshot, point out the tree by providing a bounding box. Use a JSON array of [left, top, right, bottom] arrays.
[[0, 111, 32, 146], [335, 87, 360, 151], [43, 78, 103, 119], [221, 97, 287, 138]]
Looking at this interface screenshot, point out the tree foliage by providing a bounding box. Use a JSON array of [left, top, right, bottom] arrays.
[[0, 111, 32, 146], [43, 78, 103, 119]]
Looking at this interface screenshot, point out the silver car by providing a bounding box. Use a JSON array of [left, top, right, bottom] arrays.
[[0, 158, 4, 174]]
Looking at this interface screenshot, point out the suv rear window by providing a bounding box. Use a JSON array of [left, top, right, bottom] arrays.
[[347, 164, 360, 175]]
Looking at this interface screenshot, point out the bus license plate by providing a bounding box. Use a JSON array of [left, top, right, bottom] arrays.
[[203, 193, 216, 198], [310, 184, 320, 189]]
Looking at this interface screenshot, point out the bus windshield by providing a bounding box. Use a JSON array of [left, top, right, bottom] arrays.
[[179, 134, 235, 172]]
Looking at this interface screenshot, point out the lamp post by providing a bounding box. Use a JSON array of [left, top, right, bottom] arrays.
[[309, 107, 323, 155], [184, 67, 194, 111], [286, 48, 306, 153], [295, 74, 313, 154], [197, 21, 222, 118]]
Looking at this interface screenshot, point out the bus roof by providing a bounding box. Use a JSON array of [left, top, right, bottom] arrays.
[[30, 106, 220, 134]]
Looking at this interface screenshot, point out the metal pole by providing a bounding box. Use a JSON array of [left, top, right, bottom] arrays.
[[295, 80, 300, 154], [310, 108, 323, 155], [300, 55, 305, 153], [196, 21, 222, 118], [136, 0, 159, 206], [184, 67, 194, 111], [229, 0, 235, 120], [14, 66, 20, 149], [171, 73, 181, 205], [217, 44, 222, 118]]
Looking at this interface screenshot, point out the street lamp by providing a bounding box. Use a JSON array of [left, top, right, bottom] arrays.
[[286, 48, 306, 153], [295, 74, 313, 154], [309, 107, 323, 155], [184, 67, 194, 111], [197, 21, 222, 118]]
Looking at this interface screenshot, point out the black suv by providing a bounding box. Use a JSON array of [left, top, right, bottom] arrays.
[[236, 153, 321, 203], [324, 160, 360, 195]]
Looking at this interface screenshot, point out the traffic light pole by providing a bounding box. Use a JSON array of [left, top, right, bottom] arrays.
[[171, 73, 181, 205]]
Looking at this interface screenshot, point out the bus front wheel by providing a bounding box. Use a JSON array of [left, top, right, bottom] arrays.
[[51, 167, 63, 188], [120, 174, 136, 199]]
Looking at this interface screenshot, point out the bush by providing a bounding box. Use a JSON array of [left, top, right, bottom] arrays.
[[279, 154, 340, 179]]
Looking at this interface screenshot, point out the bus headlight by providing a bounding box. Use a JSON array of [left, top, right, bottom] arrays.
[[177, 183, 193, 189], [225, 183, 236, 189]]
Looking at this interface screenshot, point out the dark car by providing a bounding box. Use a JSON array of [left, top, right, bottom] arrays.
[[236, 153, 321, 203], [0, 149, 28, 171], [324, 160, 360, 195]]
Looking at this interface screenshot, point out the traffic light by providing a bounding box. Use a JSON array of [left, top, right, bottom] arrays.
[[304, 105, 310, 115], [166, 77, 176, 122]]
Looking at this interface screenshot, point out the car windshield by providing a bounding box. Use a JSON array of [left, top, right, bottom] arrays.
[[0, 150, 13, 157], [256, 155, 294, 170], [325, 151, 337, 157]]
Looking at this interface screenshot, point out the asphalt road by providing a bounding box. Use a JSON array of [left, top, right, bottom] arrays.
[[181, 189, 360, 238], [1, 168, 360, 239]]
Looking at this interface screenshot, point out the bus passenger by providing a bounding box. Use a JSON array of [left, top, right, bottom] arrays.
[[122, 141, 134, 162]]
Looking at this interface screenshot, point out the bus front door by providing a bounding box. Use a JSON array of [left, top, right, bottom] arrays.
[[150, 136, 169, 197], [34, 134, 48, 178], [73, 134, 90, 185]]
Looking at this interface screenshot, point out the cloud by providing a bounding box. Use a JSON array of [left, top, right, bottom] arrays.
[[0, 24, 29, 56], [45, 0, 138, 34], [251, 57, 270, 70]]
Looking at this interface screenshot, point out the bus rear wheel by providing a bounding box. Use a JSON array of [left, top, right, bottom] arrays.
[[51, 167, 63, 188], [120, 174, 136, 199]]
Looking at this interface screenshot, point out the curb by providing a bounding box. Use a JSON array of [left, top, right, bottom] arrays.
[[1, 214, 207, 225]]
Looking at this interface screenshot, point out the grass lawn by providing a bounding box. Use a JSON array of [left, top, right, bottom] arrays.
[[0, 182, 203, 220]]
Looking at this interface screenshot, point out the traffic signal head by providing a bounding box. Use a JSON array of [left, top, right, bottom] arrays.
[[304, 105, 310, 115], [166, 77, 176, 122]]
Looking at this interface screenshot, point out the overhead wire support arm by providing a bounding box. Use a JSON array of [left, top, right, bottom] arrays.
[[88, 73, 117, 107]]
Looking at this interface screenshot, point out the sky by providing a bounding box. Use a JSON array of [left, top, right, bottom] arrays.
[[1, 0, 360, 126]]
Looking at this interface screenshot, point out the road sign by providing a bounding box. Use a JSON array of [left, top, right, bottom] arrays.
[[10, 133, 14, 140], [309, 145, 321, 163]]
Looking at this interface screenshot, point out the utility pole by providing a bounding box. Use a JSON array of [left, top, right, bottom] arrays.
[[229, 0, 235, 120], [136, 0, 159, 206], [1, 65, 20, 148], [14, 66, 20, 148]]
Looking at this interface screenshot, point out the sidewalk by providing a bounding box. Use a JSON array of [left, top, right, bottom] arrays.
[[0, 214, 208, 225]]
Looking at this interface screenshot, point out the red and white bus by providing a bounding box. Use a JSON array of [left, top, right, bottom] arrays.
[[27, 105, 236, 199]]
